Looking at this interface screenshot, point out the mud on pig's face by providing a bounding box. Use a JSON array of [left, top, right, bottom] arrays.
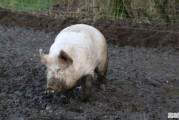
[[39, 49, 73, 94]]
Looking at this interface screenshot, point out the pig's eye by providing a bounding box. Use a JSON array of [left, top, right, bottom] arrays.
[[57, 69, 65, 74]]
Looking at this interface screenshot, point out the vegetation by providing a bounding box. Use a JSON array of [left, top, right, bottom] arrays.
[[112, 0, 179, 24], [0, 0, 55, 14], [0, 0, 179, 24]]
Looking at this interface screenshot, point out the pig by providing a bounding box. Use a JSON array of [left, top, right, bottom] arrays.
[[39, 24, 108, 101]]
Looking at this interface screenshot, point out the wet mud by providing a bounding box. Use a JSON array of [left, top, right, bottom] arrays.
[[0, 9, 179, 120]]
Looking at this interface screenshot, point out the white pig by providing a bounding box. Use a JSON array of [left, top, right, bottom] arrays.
[[39, 24, 108, 101]]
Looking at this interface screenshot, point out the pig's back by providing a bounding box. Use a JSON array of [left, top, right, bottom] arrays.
[[60, 24, 106, 52]]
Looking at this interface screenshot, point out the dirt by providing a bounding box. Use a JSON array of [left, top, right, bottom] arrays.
[[0, 8, 179, 120]]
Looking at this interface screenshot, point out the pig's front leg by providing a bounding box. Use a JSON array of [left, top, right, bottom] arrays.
[[81, 74, 93, 102]]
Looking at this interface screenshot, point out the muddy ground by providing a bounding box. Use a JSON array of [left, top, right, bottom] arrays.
[[0, 9, 179, 120]]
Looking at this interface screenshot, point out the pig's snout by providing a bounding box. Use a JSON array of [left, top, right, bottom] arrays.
[[47, 86, 55, 94]]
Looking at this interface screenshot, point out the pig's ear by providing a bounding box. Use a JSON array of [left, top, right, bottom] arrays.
[[58, 50, 73, 65], [39, 49, 49, 64]]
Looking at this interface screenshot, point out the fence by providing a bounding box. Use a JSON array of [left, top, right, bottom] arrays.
[[0, 0, 179, 24], [0, 0, 179, 48]]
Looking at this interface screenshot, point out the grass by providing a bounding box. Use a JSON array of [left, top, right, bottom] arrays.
[[0, 0, 55, 14]]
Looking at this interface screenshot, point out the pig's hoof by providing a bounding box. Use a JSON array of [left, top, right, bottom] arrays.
[[80, 96, 88, 102], [77, 94, 89, 102]]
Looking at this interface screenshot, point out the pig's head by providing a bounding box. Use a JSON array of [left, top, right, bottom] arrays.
[[39, 49, 73, 94]]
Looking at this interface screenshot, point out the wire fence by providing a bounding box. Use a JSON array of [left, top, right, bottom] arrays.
[[1, 0, 179, 23], [0, 0, 179, 48], [1, 0, 179, 29]]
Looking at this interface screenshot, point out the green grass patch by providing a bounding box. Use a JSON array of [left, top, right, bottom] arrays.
[[0, 0, 55, 14]]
